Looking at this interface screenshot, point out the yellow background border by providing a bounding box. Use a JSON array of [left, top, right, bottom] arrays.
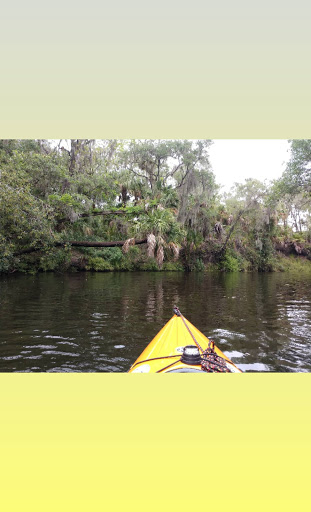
[[1, 374, 311, 511]]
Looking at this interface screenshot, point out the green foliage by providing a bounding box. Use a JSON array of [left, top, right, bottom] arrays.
[[39, 248, 72, 272], [161, 187, 179, 208], [127, 246, 140, 258], [279, 140, 311, 197], [0, 234, 14, 272], [80, 246, 143, 272], [141, 258, 160, 271], [194, 258, 205, 272], [182, 230, 204, 270], [219, 250, 240, 272], [100, 247, 135, 271], [100, 247, 124, 266], [292, 232, 306, 243], [12, 254, 40, 274], [2, 138, 311, 274], [85, 256, 114, 271], [185, 229, 204, 248], [278, 254, 311, 273], [49, 193, 81, 208], [256, 232, 276, 272], [138, 208, 174, 236], [0, 165, 55, 269]]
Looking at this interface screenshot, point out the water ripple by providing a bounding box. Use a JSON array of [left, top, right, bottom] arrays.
[[1, 272, 311, 372]]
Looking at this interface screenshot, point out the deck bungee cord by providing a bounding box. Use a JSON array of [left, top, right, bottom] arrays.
[[201, 341, 231, 373], [155, 358, 182, 373], [173, 306, 204, 353], [173, 306, 231, 373], [130, 354, 181, 371]]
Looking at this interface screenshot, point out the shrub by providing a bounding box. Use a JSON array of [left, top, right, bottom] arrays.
[[193, 258, 205, 272], [219, 251, 240, 272], [101, 247, 124, 266], [85, 256, 113, 271], [141, 258, 159, 271], [39, 248, 72, 272]]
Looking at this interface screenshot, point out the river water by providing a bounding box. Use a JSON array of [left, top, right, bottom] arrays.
[[1, 271, 311, 372]]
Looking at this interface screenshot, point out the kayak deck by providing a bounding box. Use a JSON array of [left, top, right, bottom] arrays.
[[128, 310, 242, 373]]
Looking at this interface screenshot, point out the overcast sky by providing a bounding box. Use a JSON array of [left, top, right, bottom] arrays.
[[209, 140, 291, 193]]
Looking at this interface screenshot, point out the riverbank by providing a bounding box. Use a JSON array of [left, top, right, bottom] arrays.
[[5, 244, 311, 274]]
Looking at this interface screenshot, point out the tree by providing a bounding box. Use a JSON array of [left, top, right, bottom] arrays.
[[219, 178, 278, 271], [131, 207, 185, 268], [281, 140, 311, 196], [0, 162, 55, 270]]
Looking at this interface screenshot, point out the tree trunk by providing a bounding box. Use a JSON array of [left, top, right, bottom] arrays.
[[14, 239, 147, 256], [69, 139, 83, 175], [218, 210, 244, 256], [56, 239, 147, 248], [120, 185, 128, 207]]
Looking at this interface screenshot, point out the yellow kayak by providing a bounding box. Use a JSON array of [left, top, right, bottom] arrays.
[[128, 307, 242, 373]]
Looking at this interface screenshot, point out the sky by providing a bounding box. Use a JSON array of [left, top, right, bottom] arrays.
[[209, 140, 291, 193]]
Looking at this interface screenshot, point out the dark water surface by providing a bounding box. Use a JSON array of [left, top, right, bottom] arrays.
[[1, 271, 311, 372]]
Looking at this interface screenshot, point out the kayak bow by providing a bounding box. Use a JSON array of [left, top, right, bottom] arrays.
[[128, 307, 242, 373]]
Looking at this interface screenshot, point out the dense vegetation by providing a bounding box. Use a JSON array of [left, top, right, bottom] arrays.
[[1, 139, 311, 274]]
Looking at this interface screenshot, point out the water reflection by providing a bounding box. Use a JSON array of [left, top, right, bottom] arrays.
[[1, 271, 311, 372]]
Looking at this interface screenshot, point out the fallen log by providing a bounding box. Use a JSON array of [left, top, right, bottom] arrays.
[[55, 239, 147, 248], [14, 239, 147, 256]]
